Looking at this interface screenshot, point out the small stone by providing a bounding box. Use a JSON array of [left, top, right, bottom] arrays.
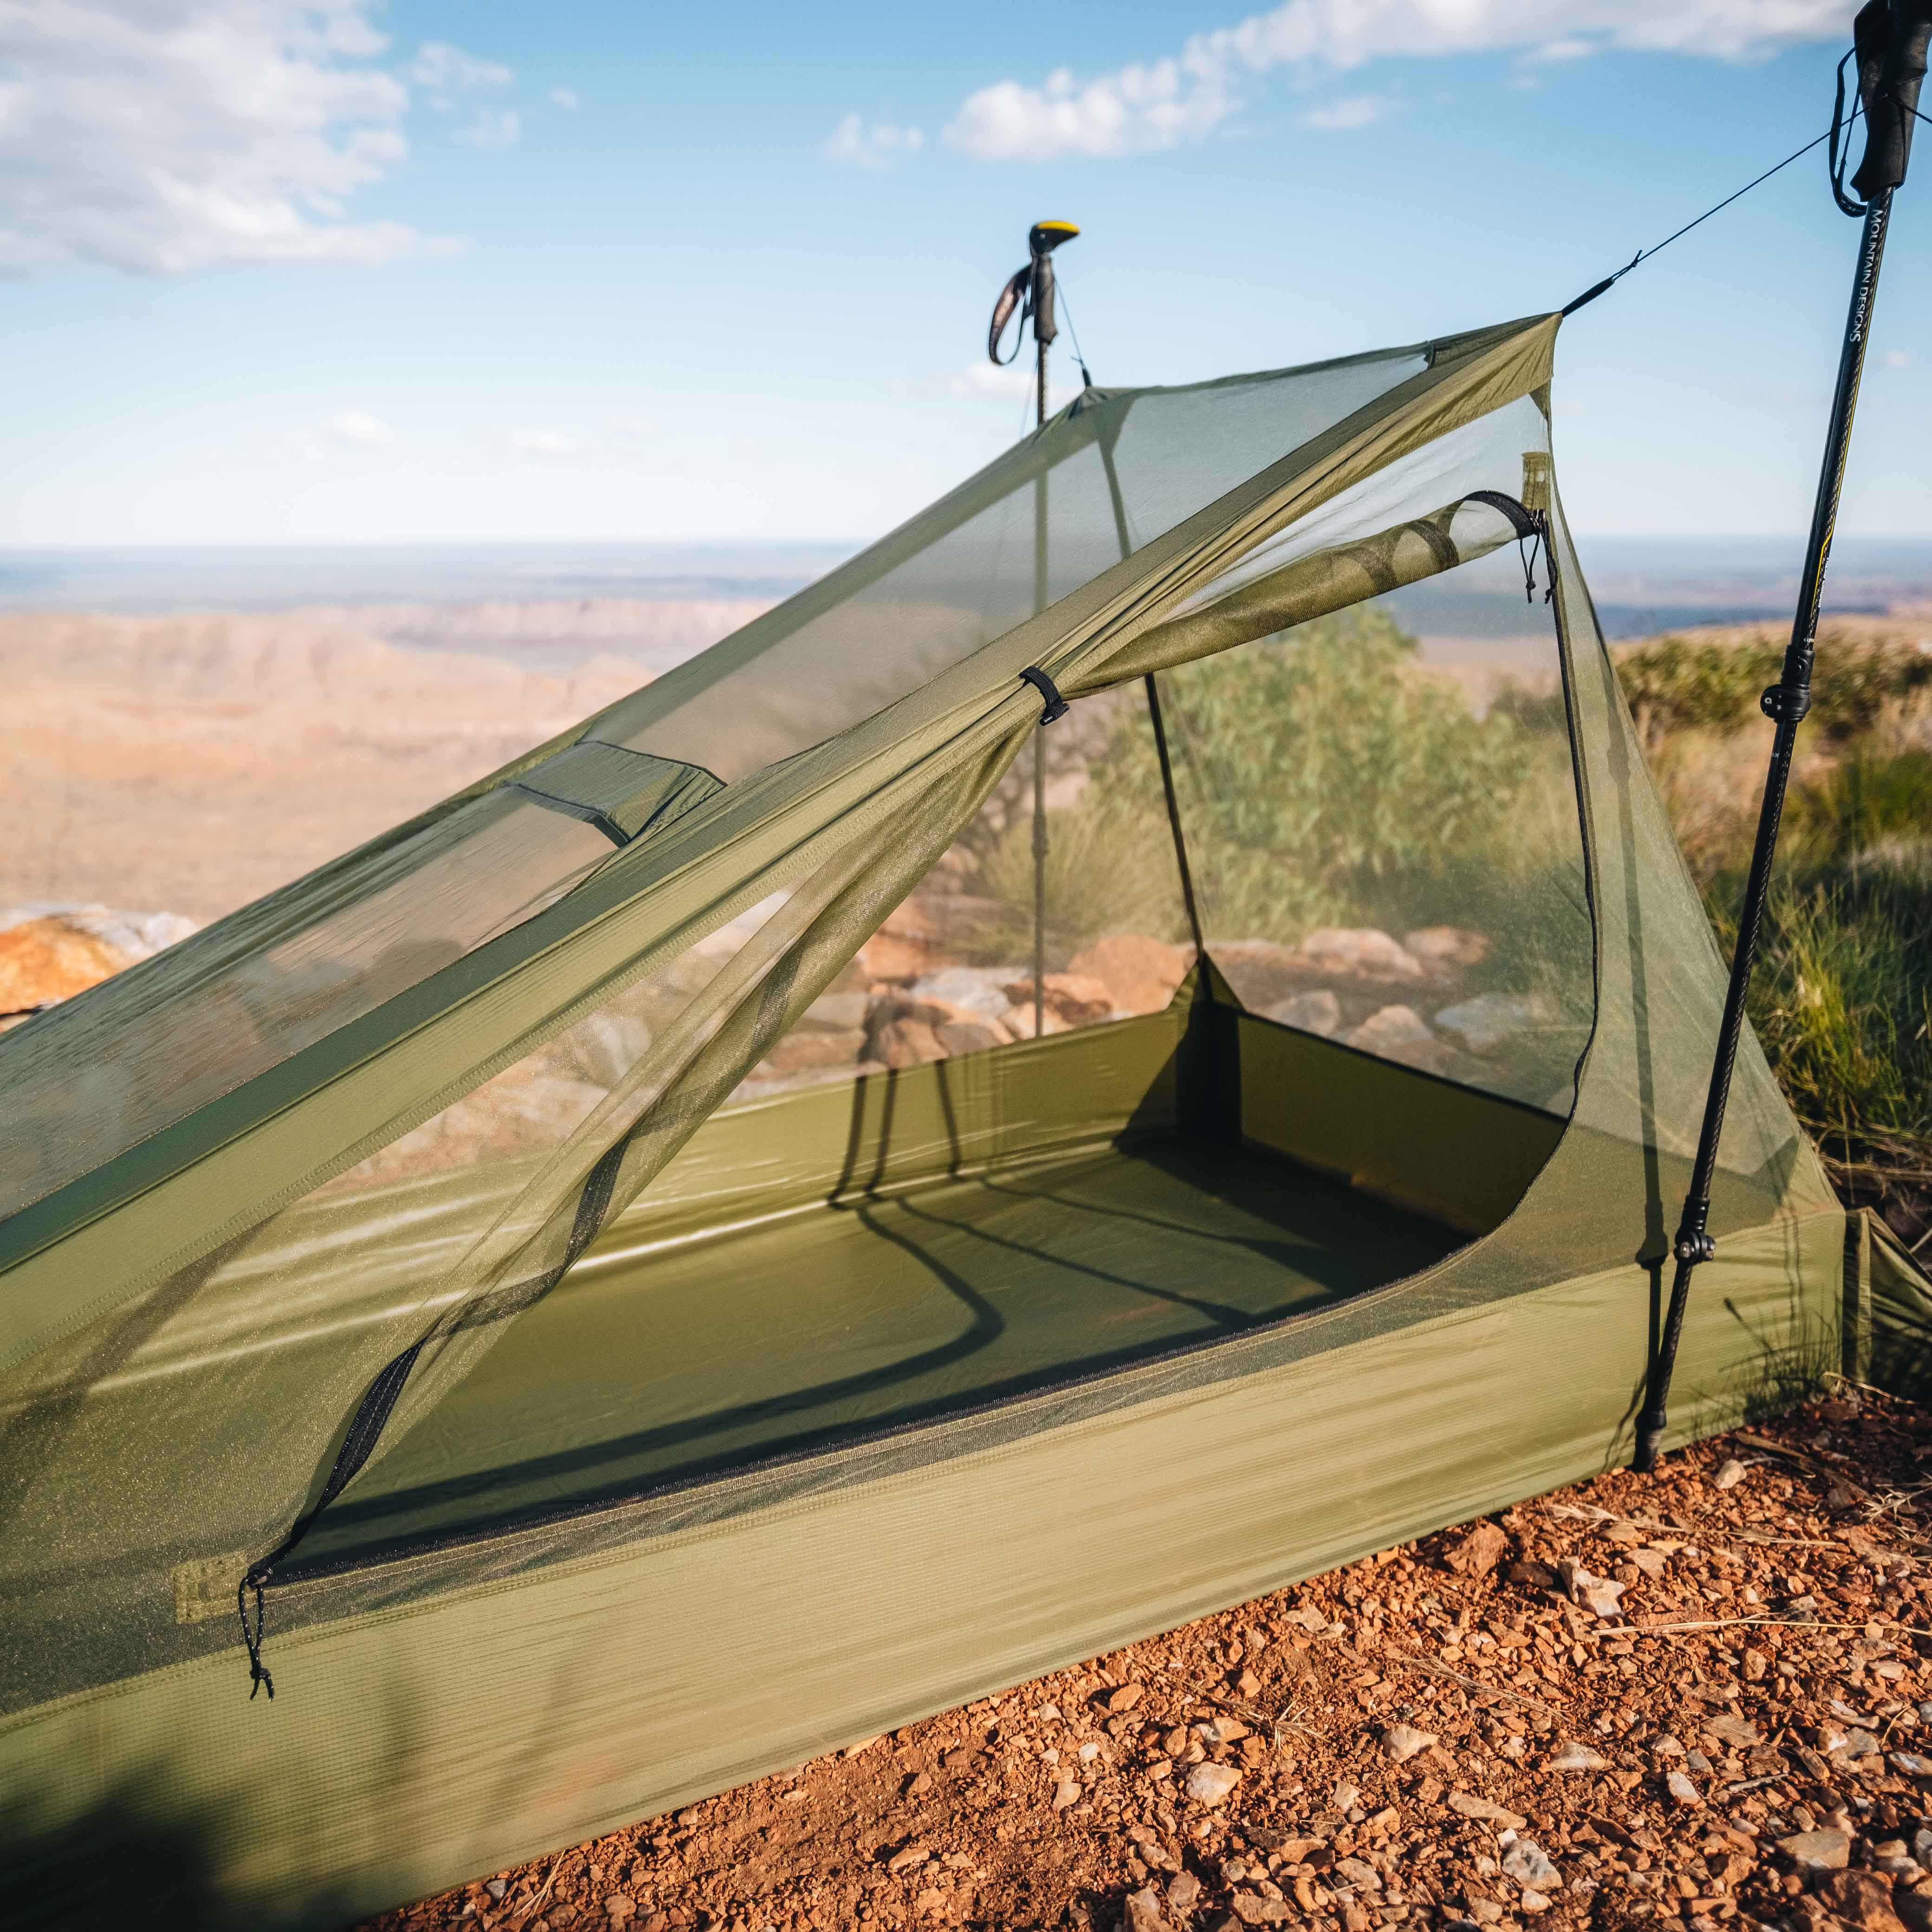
[[1501, 1840, 1559, 1890], [1230, 1896, 1291, 1926], [1383, 1723, 1436, 1764], [1779, 1828, 1853, 1870], [1666, 1769, 1702, 1807], [1548, 1741, 1608, 1772], [486, 1880, 509, 1901], [1518, 1891, 1552, 1915], [1109, 1682, 1146, 1713], [1197, 1715, 1249, 1743], [1817, 1870, 1910, 1932], [1167, 1871, 1201, 1909], [1557, 1559, 1626, 1620], [842, 1735, 882, 1758], [1831, 1728, 1883, 1761], [1448, 1792, 1527, 1828], [1123, 1884, 1172, 1932], [1704, 1714, 1761, 1749], [1442, 1521, 1511, 1579], [913, 1887, 946, 1917], [1466, 1900, 1505, 1925], [604, 1899, 636, 1927], [1052, 1776, 1082, 1810], [1891, 1752, 1932, 1777], [905, 1770, 934, 1797], [888, 1845, 930, 1875], [1185, 1762, 1242, 1807], [1713, 1458, 1748, 1490]]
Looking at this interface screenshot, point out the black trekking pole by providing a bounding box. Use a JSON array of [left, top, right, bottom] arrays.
[[989, 220, 1080, 1037], [1634, 0, 1931, 1475]]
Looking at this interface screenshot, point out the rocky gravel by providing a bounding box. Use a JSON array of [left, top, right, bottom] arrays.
[[355, 1386, 1932, 1932]]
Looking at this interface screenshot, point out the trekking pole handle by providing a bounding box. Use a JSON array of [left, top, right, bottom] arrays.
[[1852, 0, 1932, 201]]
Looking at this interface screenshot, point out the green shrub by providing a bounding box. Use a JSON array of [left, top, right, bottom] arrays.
[[1100, 605, 1542, 942], [1615, 630, 1932, 754]]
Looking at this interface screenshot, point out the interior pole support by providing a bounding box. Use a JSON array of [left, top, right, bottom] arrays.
[[1635, 187, 1894, 1474], [1032, 319, 1051, 1039], [1033, 731, 1047, 1038]]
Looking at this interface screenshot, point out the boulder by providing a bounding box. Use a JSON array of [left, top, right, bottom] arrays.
[[906, 966, 1015, 1023], [1404, 925, 1490, 970], [1206, 940, 1306, 1010], [934, 1019, 1002, 1057], [1343, 1005, 1449, 1073], [1067, 933, 1192, 1015], [1433, 992, 1548, 1055], [0, 916, 134, 1019], [763, 1027, 868, 1075], [874, 1017, 945, 1070], [800, 991, 870, 1031], [1298, 927, 1426, 982], [1001, 972, 1115, 1027], [1265, 989, 1342, 1037]]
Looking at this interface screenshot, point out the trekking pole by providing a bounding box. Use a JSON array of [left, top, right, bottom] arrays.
[[990, 220, 1080, 1037], [1635, 0, 1930, 1475]]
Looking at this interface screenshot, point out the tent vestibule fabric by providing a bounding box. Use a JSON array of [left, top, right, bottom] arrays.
[[0, 310, 1910, 1926]]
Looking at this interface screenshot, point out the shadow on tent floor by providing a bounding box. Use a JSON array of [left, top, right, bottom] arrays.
[[295, 1133, 1464, 1569]]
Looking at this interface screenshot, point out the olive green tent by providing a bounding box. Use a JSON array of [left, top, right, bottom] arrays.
[[1, 312, 1918, 1925]]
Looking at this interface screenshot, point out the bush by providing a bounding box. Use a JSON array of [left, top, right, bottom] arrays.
[[1615, 628, 1932, 756], [1101, 605, 1542, 942]]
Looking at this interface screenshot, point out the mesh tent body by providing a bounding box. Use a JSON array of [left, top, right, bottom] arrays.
[[0, 311, 1879, 1925]]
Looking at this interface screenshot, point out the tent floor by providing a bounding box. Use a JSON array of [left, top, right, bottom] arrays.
[[298, 1132, 1464, 1569]]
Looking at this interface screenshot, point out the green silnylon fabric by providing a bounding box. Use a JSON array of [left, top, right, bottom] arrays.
[[293, 1131, 1469, 1570], [0, 313, 1559, 1362], [0, 307, 1860, 1929], [0, 1210, 1844, 1930], [511, 745, 722, 843], [1083, 496, 1514, 686]]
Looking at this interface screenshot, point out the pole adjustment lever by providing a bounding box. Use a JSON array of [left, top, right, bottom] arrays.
[[1759, 685, 1813, 724]]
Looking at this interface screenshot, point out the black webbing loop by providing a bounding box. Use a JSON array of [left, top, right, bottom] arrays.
[[1019, 666, 1069, 724]]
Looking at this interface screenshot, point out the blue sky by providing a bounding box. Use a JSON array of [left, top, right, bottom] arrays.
[[3, 0, 1926, 547]]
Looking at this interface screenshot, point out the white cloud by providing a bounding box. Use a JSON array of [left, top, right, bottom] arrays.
[[945, 0, 1844, 161], [1886, 350, 1911, 369], [511, 429, 576, 457], [826, 113, 926, 170], [0, 0, 443, 274], [329, 408, 392, 444], [1299, 94, 1389, 131], [407, 39, 518, 146], [465, 108, 521, 149], [407, 42, 513, 104], [548, 86, 581, 110]]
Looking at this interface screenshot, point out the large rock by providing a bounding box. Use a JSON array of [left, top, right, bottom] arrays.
[[1433, 992, 1547, 1056], [906, 966, 1015, 1023], [0, 903, 200, 1028], [1001, 972, 1114, 1027], [1067, 933, 1192, 1016], [0, 917, 134, 1018], [1343, 1004, 1448, 1072], [873, 1017, 946, 1069], [1298, 927, 1427, 982], [1264, 989, 1342, 1037], [1404, 925, 1490, 970], [762, 1027, 868, 1076]]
